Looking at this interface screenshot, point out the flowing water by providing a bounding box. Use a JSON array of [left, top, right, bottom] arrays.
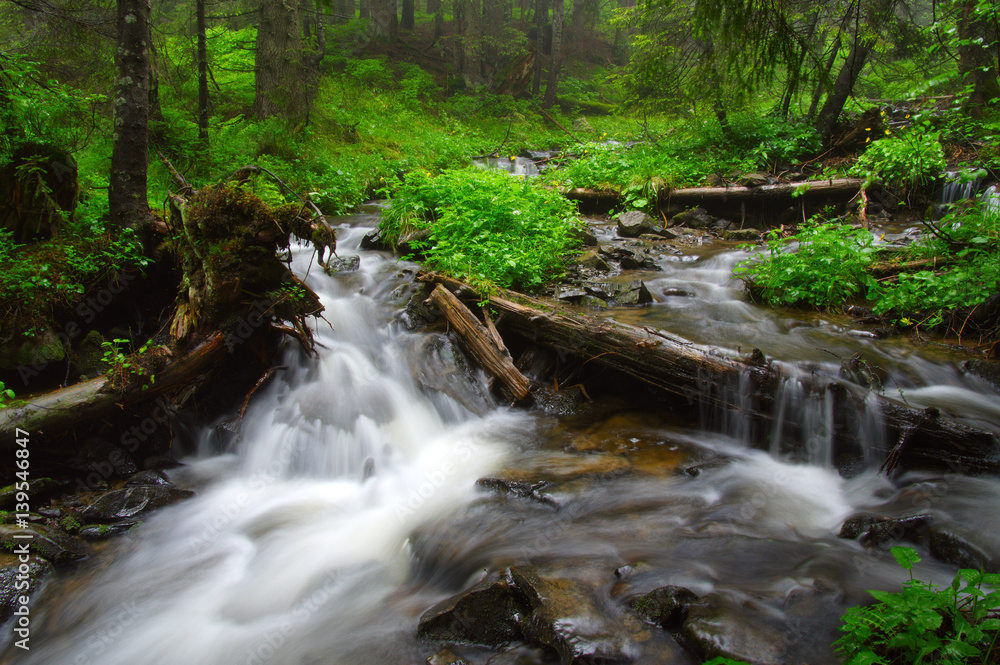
[[5, 209, 1000, 665]]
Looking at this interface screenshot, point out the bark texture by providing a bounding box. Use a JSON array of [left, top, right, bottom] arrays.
[[253, 0, 303, 119], [109, 0, 152, 229]]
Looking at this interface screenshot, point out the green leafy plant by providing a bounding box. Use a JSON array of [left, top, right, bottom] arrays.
[[850, 126, 946, 194], [734, 219, 882, 308], [381, 168, 583, 291], [835, 546, 1000, 665], [0, 381, 14, 409], [101, 338, 155, 391]]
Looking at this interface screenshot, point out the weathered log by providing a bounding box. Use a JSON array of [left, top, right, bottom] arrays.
[[420, 273, 1000, 475], [427, 284, 532, 405], [0, 332, 227, 449], [565, 178, 863, 221]]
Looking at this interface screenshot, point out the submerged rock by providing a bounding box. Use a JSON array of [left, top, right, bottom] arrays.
[[681, 592, 787, 665], [417, 573, 528, 647], [583, 280, 653, 307], [508, 566, 646, 665], [838, 513, 933, 548], [929, 523, 1000, 572], [79, 520, 141, 540], [323, 255, 361, 275], [627, 585, 699, 629]]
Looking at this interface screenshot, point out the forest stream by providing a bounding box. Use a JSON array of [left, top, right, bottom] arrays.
[[3, 207, 1000, 665]]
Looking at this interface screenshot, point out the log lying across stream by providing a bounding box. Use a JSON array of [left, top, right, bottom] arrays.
[[420, 273, 1000, 476], [566, 178, 864, 222]]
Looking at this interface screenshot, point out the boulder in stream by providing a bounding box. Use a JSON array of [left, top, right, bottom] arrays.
[[0, 523, 87, 564], [616, 211, 663, 238], [0, 555, 50, 624], [80, 485, 195, 522], [929, 523, 1000, 572], [323, 255, 361, 275], [680, 592, 787, 665], [627, 585, 699, 629], [417, 572, 528, 647], [508, 565, 647, 665]]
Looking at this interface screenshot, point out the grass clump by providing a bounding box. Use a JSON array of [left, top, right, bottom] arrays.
[[381, 168, 583, 291]]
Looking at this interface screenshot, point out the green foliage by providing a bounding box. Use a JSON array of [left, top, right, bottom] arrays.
[[702, 659, 751, 665], [101, 338, 155, 391], [382, 168, 583, 291], [835, 546, 1000, 665], [734, 219, 881, 308], [346, 58, 393, 91], [0, 380, 14, 408], [850, 127, 946, 193]]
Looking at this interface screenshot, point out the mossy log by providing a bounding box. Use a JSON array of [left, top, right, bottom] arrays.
[[420, 273, 1000, 476], [0, 332, 226, 448]]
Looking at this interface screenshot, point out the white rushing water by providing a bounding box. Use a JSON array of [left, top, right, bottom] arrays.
[[8, 224, 533, 665], [7, 213, 1000, 665]]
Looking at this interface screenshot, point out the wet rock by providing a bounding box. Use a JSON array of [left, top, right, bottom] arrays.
[[476, 478, 554, 506], [0, 555, 50, 624], [838, 513, 933, 547], [627, 586, 699, 629], [574, 251, 610, 272], [417, 572, 529, 647], [571, 227, 599, 247], [482, 644, 551, 665], [619, 254, 660, 272], [557, 287, 589, 303], [723, 229, 763, 242], [584, 280, 653, 307], [578, 295, 608, 309], [80, 486, 195, 522], [965, 359, 1000, 392], [396, 228, 432, 257], [126, 470, 173, 487], [617, 211, 663, 238], [73, 329, 110, 379], [615, 566, 634, 581], [403, 292, 440, 330], [509, 566, 644, 664], [0, 326, 64, 371], [66, 438, 139, 480], [427, 648, 468, 665], [323, 255, 361, 275], [79, 519, 141, 540], [661, 289, 695, 298], [671, 208, 715, 230], [360, 228, 392, 251], [929, 524, 1000, 572], [498, 451, 631, 484], [681, 592, 787, 665], [0, 478, 63, 510], [0, 524, 87, 564]]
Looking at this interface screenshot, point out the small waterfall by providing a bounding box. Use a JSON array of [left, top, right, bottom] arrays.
[[940, 169, 984, 208], [471, 155, 540, 178]]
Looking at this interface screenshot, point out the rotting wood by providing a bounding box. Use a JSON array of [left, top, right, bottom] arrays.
[[427, 284, 532, 405], [419, 272, 1000, 476]]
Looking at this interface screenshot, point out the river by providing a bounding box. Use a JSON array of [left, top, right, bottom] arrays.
[[4, 208, 1000, 665]]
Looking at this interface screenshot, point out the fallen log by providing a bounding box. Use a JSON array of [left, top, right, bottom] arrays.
[[428, 285, 532, 405], [0, 332, 228, 449], [420, 273, 1000, 476], [565, 178, 863, 222]]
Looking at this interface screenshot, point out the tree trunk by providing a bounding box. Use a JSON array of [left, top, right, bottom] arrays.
[[253, 0, 304, 119], [542, 0, 562, 107], [109, 0, 152, 230], [197, 0, 209, 142], [457, 0, 483, 87], [427, 0, 439, 13], [433, 1, 444, 40], [815, 33, 871, 143], [359, 0, 369, 20], [369, 0, 397, 41], [532, 0, 549, 96], [569, 0, 598, 43], [401, 0, 414, 29], [958, 0, 1000, 119], [807, 32, 840, 119]]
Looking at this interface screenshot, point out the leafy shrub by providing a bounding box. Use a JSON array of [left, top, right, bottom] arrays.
[[399, 64, 439, 103], [835, 546, 1000, 665], [346, 58, 393, 91], [850, 128, 946, 193], [734, 220, 881, 308], [382, 168, 583, 291]]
